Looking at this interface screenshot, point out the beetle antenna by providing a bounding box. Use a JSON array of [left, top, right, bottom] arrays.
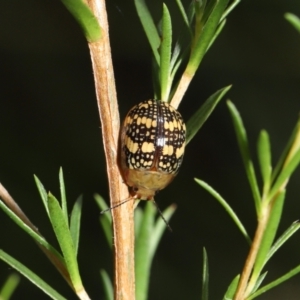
[[152, 200, 172, 232], [101, 197, 172, 232], [100, 198, 135, 214]]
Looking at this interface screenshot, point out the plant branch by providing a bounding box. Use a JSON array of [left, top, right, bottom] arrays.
[[233, 204, 271, 300], [0, 183, 72, 291], [86, 0, 135, 299], [234, 121, 300, 299], [234, 184, 290, 299], [170, 72, 192, 109]]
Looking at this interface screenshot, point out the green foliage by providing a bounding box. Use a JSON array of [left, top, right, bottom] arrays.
[[194, 179, 251, 245], [250, 191, 285, 284], [186, 85, 231, 145], [285, 13, 300, 33], [160, 4, 173, 102], [95, 194, 113, 249], [135, 203, 176, 300], [134, 0, 160, 65], [59, 0, 101, 42], [266, 221, 300, 263], [247, 264, 300, 299], [135, 201, 176, 300], [223, 275, 240, 300], [59, 168, 69, 226], [135, 0, 231, 103], [202, 248, 209, 300], [227, 100, 261, 213], [0, 250, 66, 300], [196, 101, 300, 298], [0, 200, 64, 262], [100, 269, 113, 300], [257, 130, 272, 194], [70, 196, 83, 257], [97, 197, 176, 300], [0, 169, 86, 299], [187, 0, 229, 76], [0, 273, 20, 300], [48, 193, 83, 291]]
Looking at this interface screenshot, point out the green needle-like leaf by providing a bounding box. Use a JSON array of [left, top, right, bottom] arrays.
[[227, 101, 261, 214], [0, 200, 63, 262], [135, 202, 155, 300], [135, 202, 174, 300], [94, 194, 111, 222], [0, 250, 67, 300], [284, 13, 300, 34], [0, 273, 20, 300], [202, 248, 209, 300], [59, 168, 68, 227], [100, 269, 113, 300], [60, 0, 101, 42], [271, 117, 300, 183], [223, 275, 240, 300], [265, 220, 300, 264], [134, 206, 143, 239], [257, 130, 272, 194], [200, 0, 216, 22], [195, 0, 207, 24], [251, 190, 285, 285], [160, 4, 172, 102], [187, 0, 196, 25], [70, 195, 83, 257], [175, 0, 192, 34], [34, 175, 49, 217], [195, 179, 251, 244], [48, 194, 82, 291], [251, 272, 268, 294], [186, 85, 231, 145], [95, 194, 112, 249], [186, 0, 229, 76], [221, 0, 241, 22], [134, 0, 160, 65], [149, 204, 176, 259], [206, 18, 226, 51], [170, 41, 184, 77], [248, 264, 300, 300], [169, 29, 192, 83], [268, 147, 300, 201]]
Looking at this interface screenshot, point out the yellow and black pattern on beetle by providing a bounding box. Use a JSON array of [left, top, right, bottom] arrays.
[[120, 99, 186, 200]]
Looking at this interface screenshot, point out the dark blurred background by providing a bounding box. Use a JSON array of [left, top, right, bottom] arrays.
[[1, 0, 300, 299]]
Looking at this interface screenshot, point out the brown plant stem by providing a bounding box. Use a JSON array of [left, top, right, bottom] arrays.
[[87, 0, 135, 299], [234, 183, 291, 299], [233, 204, 271, 300], [170, 72, 193, 109]]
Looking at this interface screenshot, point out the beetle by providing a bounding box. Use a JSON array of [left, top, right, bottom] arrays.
[[120, 99, 186, 200]]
